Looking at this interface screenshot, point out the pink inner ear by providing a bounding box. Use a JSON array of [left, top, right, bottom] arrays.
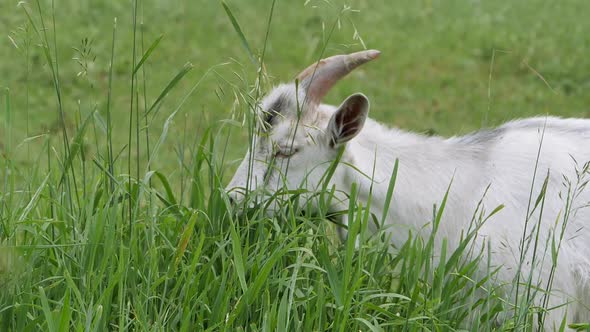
[[329, 94, 368, 147], [336, 106, 362, 139]]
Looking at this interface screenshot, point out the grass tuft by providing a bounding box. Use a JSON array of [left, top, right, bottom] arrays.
[[1, 0, 589, 331]]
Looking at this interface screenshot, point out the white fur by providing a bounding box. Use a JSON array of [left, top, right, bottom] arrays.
[[226, 83, 590, 327]]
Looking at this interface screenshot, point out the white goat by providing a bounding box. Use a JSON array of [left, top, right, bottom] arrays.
[[226, 50, 590, 327]]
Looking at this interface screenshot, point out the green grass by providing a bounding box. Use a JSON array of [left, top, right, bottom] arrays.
[[1, 0, 590, 330]]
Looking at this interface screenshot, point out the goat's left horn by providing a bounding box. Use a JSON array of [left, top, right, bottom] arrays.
[[296, 49, 380, 104]]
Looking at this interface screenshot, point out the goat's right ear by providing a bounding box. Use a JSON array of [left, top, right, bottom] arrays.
[[326, 93, 369, 148]]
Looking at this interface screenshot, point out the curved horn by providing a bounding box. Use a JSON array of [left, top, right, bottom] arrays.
[[296, 49, 380, 105]]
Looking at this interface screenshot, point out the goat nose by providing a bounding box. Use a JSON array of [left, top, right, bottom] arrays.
[[227, 191, 243, 207]]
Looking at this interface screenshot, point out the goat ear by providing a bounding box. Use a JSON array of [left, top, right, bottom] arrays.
[[327, 93, 369, 148]]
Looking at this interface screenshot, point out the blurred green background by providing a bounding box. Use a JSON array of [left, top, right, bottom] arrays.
[[1, 0, 589, 185]]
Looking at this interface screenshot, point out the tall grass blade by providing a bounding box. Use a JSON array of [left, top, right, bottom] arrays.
[[38, 286, 57, 332], [145, 62, 193, 117], [230, 219, 248, 293], [59, 110, 94, 185], [221, 1, 258, 65], [58, 289, 72, 331], [18, 173, 50, 222], [132, 34, 163, 75]]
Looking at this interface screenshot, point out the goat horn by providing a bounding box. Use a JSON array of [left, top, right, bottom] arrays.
[[296, 49, 380, 104]]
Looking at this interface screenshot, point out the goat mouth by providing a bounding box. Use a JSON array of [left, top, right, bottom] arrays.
[[228, 190, 331, 221]]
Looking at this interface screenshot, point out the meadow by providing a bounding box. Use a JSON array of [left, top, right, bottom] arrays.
[[1, 0, 590, 330]]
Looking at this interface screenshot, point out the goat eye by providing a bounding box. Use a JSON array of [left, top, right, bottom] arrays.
[[275, 147, 299, 158]]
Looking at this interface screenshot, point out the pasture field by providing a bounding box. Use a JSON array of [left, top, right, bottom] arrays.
[[1, 0, 590, 330]]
